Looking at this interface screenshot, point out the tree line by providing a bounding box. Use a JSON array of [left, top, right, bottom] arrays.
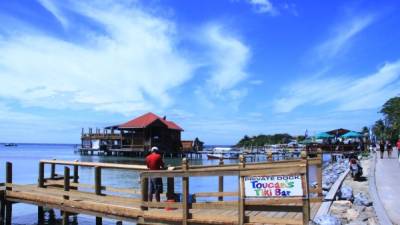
[[236, 134, 306, 147], [372, 96, 400, 143]]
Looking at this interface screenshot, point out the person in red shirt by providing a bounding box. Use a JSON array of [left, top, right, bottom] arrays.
[[146, 146, 165, 202]]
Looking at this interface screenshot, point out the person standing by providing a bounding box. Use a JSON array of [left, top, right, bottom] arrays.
[[145, 146, 165, 202], [379, 140, 385, 159], [386, 140, 393, 159]]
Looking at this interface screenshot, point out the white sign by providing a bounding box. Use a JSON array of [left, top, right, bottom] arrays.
[[244, 175, 303, 197]]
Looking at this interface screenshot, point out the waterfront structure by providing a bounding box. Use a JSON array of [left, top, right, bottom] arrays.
[[81, 112, 184, 154]]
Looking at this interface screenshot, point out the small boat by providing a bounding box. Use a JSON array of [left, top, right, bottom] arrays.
[[4, 143, 18, 147], [207, 147, 240, 159]]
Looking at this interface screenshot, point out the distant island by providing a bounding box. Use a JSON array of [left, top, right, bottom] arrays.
[[236, 133, 305, 147]]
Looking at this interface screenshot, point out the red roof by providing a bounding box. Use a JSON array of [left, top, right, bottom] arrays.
[[118, 112, 183, 131]]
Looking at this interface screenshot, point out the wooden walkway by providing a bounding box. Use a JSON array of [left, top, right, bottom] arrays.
[[0, 152, 324, 225]]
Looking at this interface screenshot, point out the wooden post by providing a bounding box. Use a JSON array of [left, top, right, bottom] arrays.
[[95, 167, 102, 195], [140, 175, 149, 211], [267, 151, 273, 161], [5, 162, 12, 225], [62, 211, 69, 225], [38, 162, 45, 188], [218, 158, 224, 201], [94, 166, 103, 224], [64, 167, 70, 199], [6, 162, 12, 191], [316, 148, 323, 198], [37, 206, 44, 225], [182, 158, 189, 225], [73, 160, 79, 183], [238, 155, 245, 225], [301, 151, 310, 225], [96, 217, 102, 225], [0, 190, 5, 225], [51, 159, 56, 179], [167, 177, 174, 199]]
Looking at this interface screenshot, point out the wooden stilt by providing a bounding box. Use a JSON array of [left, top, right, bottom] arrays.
[[5, 203, 11, 225], [37, 206, 44, 225], [96, 216, 102, 225], [0, 190, 5, 225], [62, 211, 69, 225]]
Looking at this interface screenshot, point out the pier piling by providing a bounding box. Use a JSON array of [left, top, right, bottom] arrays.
[[94, 166, 103, 224], [37, 206, 44, 225], [5, 162, 12, 225], [0, 190, 5, 225], [38, 162, 44, 188]]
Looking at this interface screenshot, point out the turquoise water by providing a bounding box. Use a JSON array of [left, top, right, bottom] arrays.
[[0, 144, 323, 224]]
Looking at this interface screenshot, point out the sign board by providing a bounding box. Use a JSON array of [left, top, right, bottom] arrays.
[[244, 175, 303, 197]]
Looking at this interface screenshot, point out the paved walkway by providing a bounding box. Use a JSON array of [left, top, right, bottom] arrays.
[[375, 147, 400, 225]]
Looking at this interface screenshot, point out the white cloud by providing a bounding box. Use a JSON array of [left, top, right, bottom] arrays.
[[0, 1, 195, 115], [247, 0, 277, 15], [274, 60, 400, 113], [317, 15, 375, 59], [204, 25, 250, 93], [37, 0, 69, 28]]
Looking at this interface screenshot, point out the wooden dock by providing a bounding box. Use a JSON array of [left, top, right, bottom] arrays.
[[0, 152, 324, 225]]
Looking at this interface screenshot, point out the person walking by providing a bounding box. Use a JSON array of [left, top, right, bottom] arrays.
[[379, 140, 385, 159], [396, 138, 400, 158], [386, 140, 393, 159], [145, 146, 165, 202]]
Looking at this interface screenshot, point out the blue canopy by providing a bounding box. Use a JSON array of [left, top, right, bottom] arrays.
[[315, 132, 334, 139], [341, 131, 363, 138]]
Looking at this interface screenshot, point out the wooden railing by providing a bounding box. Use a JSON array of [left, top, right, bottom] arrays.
[[140, 154, 312, 225]]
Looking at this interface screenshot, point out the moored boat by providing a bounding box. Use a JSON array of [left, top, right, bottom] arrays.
[[207, 147, 240, 159], [4, 143, 18, 147]]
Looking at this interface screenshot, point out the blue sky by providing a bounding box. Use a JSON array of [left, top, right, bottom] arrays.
[[0, 0, 400, 144]]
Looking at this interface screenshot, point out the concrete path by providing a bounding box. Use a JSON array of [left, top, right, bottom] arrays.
[[375, 147, 400, 225]]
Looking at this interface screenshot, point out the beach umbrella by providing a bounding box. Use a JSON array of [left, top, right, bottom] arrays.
[[315, 132, 334, 139], [341, 131, 363, 138]]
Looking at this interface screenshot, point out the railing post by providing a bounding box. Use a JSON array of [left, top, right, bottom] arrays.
[[238, 155, 245, 225], [63, 167, 70, 199], [5, 162, 12, 225], [95, 167, 102, 195], [317, 148, 323, 199], [38, 162, 45, 188], [182, 158, 189, 225], [218, 158, 224, 201], [51, 159, 56, 179], [301, 151, 310, 224], [73, 160, 79, 184], [94, 166, 103, 225], [140, 175, 149, 211], [167, 177, 174, 199]]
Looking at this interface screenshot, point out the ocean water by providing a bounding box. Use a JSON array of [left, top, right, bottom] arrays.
[[0, 144, 323, 224]]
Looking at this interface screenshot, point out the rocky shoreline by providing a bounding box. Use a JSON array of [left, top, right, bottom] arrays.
[[313, 155, 379, 225]]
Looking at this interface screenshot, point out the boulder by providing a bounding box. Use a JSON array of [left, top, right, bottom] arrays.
[[344, 208, 359, 221], [330, 200, 352, 214], [354, 192, 372, 206], [313, 215, 341, 225], [339, 185, 353, 200]]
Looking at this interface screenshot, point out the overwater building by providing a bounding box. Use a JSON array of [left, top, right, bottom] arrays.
[[81, 112, 189, 155]]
